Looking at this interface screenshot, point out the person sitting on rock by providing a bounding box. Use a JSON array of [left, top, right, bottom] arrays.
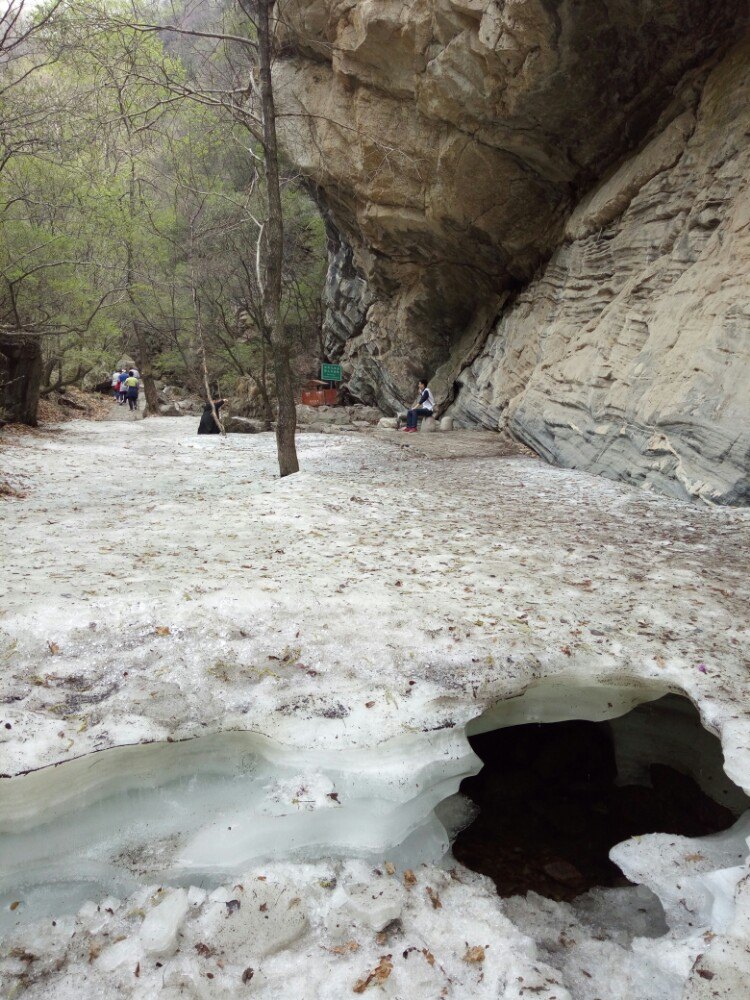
[[403, 378, 434, 432]]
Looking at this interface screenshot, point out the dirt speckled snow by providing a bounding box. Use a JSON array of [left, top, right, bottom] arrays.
[[1, 418, 750, 999]]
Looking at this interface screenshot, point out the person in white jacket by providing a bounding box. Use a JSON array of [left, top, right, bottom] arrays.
[[404, 378, 434, 432]]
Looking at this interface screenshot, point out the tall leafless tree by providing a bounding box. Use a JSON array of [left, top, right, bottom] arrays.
[[248, 0, 298, 475], [112, 0, 301, 474]]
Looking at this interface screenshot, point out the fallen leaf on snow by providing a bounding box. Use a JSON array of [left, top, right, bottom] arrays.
[[329, 940, 360, 955], [353, 955, 393, 993], [426, 886, 442, 909], [463, 945, 485, 963]]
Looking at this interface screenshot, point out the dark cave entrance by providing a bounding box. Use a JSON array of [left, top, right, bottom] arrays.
[[452, 695, 748, 901]]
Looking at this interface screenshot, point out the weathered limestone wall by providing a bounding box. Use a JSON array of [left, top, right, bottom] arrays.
[[451, 41, 750, 504], [275, 0, 750, 502]]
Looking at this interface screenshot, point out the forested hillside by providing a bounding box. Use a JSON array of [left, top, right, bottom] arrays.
[[0, 0, 326, 426]]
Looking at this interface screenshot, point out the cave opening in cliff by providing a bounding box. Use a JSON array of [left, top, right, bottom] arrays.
[[452, 695, 750, 901]]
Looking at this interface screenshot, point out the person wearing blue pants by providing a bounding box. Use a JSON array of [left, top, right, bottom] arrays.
[[404, 378, 434, 432], [124, 371, 139, 411]]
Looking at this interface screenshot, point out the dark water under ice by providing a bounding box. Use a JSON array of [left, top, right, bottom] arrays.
[[454, 696, 747, 901]]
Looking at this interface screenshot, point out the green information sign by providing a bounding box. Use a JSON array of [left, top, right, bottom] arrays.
[[321, 363, 343, 382]]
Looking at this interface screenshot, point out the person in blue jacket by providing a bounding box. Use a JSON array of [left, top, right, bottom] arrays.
[[116, 369, 128, 404]]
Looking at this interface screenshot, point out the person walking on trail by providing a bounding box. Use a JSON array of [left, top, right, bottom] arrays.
[[403, 378, 434, 432], [197, 396, 227, 434], [117, 369, 128, 404], [110, 369, 121, 400], [124, 371, 139, 412]]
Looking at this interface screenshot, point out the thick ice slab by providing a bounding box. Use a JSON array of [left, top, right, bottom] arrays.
[[0, 728, 475, 929]]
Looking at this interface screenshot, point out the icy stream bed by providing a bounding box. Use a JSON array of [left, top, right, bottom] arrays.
[[0, 728, 477, 931], [2, 419, 750, 997], [0, 679, 682, 934]]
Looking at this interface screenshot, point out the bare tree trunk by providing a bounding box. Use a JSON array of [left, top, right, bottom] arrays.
[[256, 0, 298, 477], [42, 356, 57, 390], [0, 335, 43, 425], [258, 339, 274, 423], [134, 322, 160, 415]]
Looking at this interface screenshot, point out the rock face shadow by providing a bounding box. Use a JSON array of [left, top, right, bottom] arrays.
[[453, 697, 747, 901]]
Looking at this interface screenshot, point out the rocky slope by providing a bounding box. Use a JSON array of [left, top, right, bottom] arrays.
[[274, 0, 749, 503], [450, 39, 750, 504]]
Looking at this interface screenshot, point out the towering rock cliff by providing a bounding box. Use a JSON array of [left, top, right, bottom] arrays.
[[274, 0, 750, 503]]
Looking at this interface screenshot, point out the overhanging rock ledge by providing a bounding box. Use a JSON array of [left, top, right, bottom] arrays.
[[274, 1, 750, 503]]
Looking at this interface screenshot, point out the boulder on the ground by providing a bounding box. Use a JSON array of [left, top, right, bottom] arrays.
[[174, 397, 202, 415], [378, 417, 398, 429], [225, 416, 269, 434], [298, 403, 384, 428], [420, 417, 438, 433], [160, 385, 188, 401], [296, 404, 351, 425], [345, 405, 382, 424]]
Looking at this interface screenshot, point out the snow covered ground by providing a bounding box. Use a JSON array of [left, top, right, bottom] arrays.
[[1, 418, 750, 998]]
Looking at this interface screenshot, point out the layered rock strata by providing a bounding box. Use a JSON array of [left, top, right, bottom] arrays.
[[274, 0, 750, 502], [450, 40, 750, 504]]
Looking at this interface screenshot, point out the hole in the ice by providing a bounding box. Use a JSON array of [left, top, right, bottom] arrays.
[[453, 694, 750, 901]]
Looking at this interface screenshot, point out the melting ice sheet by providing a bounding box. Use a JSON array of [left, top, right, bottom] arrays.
[[0, 729, 479, 932]]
